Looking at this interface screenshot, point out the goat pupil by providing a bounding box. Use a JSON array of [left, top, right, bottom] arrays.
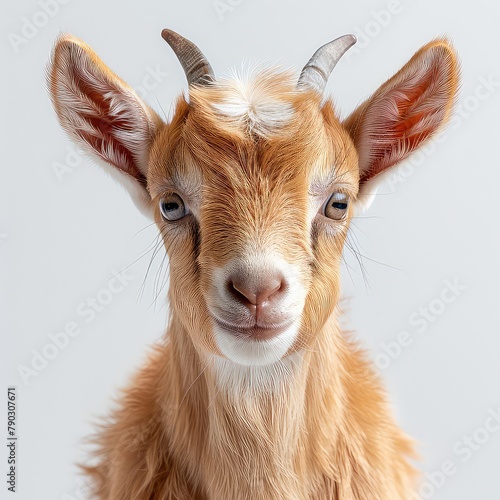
[[164, 202, 179, 212], [332, 202, 347, 210]]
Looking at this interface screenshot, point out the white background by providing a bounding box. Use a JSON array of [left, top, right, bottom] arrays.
[[1, 0, 499, 498]]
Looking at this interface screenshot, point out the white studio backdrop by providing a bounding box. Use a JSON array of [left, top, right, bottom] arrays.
[[1, 0, 499, 498]]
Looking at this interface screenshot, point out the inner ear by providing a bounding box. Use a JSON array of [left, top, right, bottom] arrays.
[[72, 68, 148, 184], [343, 39, 460, 187], [49, 36, 166, 217], [49, 36, 163, 184]]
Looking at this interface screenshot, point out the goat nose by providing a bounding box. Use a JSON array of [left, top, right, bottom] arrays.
[[229, 276, 283, 308]]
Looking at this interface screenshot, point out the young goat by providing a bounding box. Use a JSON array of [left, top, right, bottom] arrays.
[[49, 29, 459, 499]]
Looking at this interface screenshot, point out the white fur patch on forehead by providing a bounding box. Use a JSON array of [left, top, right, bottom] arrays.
[[210, 67, 297, 138]]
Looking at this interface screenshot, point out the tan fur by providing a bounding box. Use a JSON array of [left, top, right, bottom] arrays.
[[48, 34, 460, 499]]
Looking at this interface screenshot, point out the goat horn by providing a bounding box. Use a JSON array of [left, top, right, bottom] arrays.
[[161, 29, 215, 85], [297, 35, 357, 94]]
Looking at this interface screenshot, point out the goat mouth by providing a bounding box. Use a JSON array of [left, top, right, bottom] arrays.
[[213, 317, 294, 341]]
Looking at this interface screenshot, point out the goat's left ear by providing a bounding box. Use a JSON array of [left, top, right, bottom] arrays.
[[343, 39, 460, 209]]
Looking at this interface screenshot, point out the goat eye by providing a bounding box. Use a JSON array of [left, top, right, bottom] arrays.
[[324, 192, 349, 220], [159, 194, 187, 221]]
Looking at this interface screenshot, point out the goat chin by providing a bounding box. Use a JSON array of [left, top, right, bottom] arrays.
[[212, 322, 300, 367]]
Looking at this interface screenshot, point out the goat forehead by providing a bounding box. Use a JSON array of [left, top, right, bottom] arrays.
[[211, 70, 296, 138], [148, 72, 358, 202], [182, 107, 329, 186], [188, 69, 321, 140]]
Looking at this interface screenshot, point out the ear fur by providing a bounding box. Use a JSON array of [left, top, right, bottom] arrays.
[[343, 39, 460, 210], [48, 35, 165, 217]]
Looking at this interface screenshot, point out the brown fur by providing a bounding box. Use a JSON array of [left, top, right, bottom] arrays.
[[48, 34, 460, 499]]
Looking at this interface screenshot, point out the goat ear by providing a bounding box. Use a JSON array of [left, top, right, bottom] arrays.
[[343, 39, 460, 210], [48, 35, 164, 217]]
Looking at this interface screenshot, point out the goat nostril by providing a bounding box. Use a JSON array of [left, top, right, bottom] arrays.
[[229, 277, 283, 307], [230, 280, 257, 305], [229, 280, 256, 305], [258, 280, 282, 304]]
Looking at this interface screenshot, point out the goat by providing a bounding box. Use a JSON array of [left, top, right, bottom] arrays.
[[48, 29, 459, 499]]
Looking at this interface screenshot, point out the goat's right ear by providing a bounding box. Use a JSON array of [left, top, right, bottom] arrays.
[[48, 35, 164, 217]]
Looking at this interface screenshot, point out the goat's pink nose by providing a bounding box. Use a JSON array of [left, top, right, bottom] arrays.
[[229, 276, 283, 309]]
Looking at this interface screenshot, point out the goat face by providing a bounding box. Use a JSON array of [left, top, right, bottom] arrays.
[[146, 72, 359, 366], [49, 31, 459, 368]]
